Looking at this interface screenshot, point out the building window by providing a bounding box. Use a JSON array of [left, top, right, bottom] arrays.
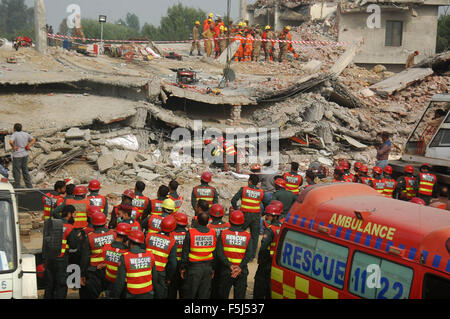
[[385, 20, 403, 46]]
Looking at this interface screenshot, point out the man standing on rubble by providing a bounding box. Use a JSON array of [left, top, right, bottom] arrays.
[[202, 26, 215, 58], [405, 50, 419, 69], [375, 132, 391, 170], [190, 21, 202, 56], [252, 25, 263, 62], [9, 123, 35, 188]]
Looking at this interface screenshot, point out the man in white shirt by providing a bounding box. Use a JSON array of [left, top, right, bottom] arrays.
[[9, 123, 35, 188]]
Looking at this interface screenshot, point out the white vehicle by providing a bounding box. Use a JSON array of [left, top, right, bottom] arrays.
[[0, 177, 37, 299], [390, 93, 450, 186]]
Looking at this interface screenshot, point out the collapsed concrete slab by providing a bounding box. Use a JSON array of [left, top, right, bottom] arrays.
[[369, 68, 434, 97]]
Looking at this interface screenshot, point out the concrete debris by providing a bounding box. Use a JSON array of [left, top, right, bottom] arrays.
[[369, 68, 434, 97], [97, 154, 114, 173]]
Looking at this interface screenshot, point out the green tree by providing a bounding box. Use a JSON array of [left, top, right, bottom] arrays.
[[0, 0, 34, 39], [141, 3, 206, 41], [159, 3, 206, 41], [80, 18, 140, 41], [436, 14, 450, 53], [126, 13, 140, 32]]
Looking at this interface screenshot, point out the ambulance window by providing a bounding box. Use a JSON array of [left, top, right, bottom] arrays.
[[349, 251, 413, 299], [278, 229, 349, 289], [0, 199, 17, 273], [422, 274, 450, 299]]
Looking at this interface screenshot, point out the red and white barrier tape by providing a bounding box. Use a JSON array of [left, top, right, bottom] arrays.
[[48, 33, 348, 47]]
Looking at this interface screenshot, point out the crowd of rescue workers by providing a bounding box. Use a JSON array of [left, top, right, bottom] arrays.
[[190, 12, 299, 62], [39, 152, 448, 300]]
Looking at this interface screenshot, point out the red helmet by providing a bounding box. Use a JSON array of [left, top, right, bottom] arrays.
[[342, 161, 350, 170], [383, 165, 393, 175], [201, 172, 212, 183], [74, 186, 88, 196], [88, 179, 101, 191], [217, 136, 225, 143], [204, 139, 212, 145], [360, 165, 368, 173], [410, 197, 426, 205], [161, 215, 177, 233], [251, 164, 262, 171], [116, 223, 132, 236], [174, 212, 188, 226], [122, 189, 135, 199], [91, 212, 106, 226], [230, 210, 245, 225], [265, 205, 281, 216], [373, 166, 383, 175], [210, 204, 224, 217], [88, 206, 102, 217], [128, 230, 145, 244], [275, 178, 286, 189], [270, 200, 284, 214], [338, 159, 346, 166], [354, 162, 362, 170], [404, 165, 414, 174]]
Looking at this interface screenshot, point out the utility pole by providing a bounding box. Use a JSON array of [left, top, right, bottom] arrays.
[[34, 0, 47, 54], [274, 0, 280, 32], [240, 0, 248, 21]]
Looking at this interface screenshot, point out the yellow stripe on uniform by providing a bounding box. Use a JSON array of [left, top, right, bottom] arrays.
[[224, 247, 246, 253], [189, 253, 213, 260], [127, 281, 152, 288], [191, 247, 214, 253], [126, 271, 152, 278], [271, 267, 283, 283]]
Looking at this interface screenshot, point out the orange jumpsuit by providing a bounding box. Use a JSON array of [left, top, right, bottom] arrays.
[[244, 34, 254, 61], [213, 24, 221, 58], [286, 32, 299, 59], [234, 35, 245, 62]]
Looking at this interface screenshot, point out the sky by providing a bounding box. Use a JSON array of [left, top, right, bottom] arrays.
[[25, 0, 252, 31]]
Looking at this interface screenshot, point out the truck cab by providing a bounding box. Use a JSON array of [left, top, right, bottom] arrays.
[[390, 94, 450, 185], [0, 178, 37, 299]]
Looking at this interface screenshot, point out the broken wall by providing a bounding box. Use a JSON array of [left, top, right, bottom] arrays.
[[338, 5, 439, 65]]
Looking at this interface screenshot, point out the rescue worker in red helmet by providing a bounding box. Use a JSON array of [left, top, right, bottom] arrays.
[[333, 166, 346, 182], [145, 215, 177, 299], [44, 205, 81, 299], [191, 172, 219, 210], [396, 165, 417, 201], [80, 212, 116, 299], [180, 212, 217, 299], [270, 178, 296, 218], [42, 180, 66, 221], [414, 163, 438, 205], [84, 206, 103, 235], [353, 162, 363, 182], [356, 165, 373, 187], [168, 212, 189, 299], [216, 210, 253, 299], [111, 230, 157, 299], [253, 205, 282, 299], [382, 165, 398, 198], [102, 223, 131, 292], [231, 174, 264, 261], [132, 181, 150, 222], [372, 166, 386, 194], [342, 161, 354, 182], [108, 189, 135, 229], [87, 179, 108, 218], [207, 203, 230, 299]]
